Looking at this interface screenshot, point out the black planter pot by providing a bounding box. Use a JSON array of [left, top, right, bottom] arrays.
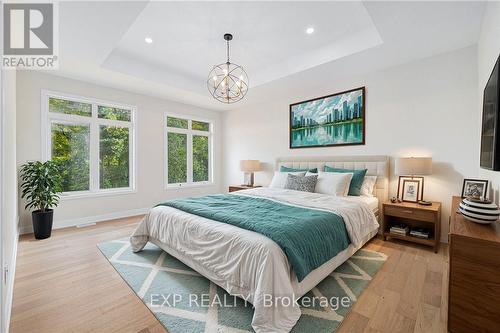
[[32, 209, 54, 239]]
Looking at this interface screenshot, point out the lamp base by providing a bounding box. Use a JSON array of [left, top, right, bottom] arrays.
[[243, 172, 254, 186]]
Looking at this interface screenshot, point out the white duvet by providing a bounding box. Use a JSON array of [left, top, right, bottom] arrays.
[[130, 187, 379, 332]]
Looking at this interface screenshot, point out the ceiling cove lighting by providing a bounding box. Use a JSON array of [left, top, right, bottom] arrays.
[[306, 27, 315, 34], [207, 33, 249, 104], [145, 37, 153, 44]]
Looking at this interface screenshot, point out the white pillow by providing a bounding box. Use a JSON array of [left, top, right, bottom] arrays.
[[360, 176, 377, 196], [269, 171, 306, 189], [309, 171, 353, 196]]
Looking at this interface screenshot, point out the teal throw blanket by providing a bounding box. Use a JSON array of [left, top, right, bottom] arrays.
[[157, 194, 350, 281]]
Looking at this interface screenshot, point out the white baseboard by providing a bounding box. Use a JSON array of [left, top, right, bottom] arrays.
[[4, 216, 19, 333], [19, 207, 150, 235]]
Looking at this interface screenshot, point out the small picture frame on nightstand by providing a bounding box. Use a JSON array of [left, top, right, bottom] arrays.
[[402, 179, 420, 203], [397, 176, 424, 201]]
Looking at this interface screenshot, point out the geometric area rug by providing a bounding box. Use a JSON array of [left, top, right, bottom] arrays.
[[98, 239, 386, 333]]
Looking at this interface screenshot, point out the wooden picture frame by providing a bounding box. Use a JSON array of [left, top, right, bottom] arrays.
[[402, 179, 420, 203], [289, 86, 365, 149], [397, 176, 424, 201], [461, 178, 489, 199]]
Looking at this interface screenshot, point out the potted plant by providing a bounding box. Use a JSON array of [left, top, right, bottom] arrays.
[[20, 161, 62, 239]]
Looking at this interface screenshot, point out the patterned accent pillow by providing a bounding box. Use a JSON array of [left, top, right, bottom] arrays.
[[284, 174, 318, 192], [269, 171, 306, 188]]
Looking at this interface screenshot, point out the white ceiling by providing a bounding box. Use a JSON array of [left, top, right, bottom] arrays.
[[54, 1, 485, 111]]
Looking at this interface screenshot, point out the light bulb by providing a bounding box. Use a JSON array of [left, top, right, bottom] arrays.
[[212, 76, 217, 81]]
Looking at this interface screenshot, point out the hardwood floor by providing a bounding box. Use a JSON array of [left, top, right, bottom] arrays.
[[10, 216, 448, 333]]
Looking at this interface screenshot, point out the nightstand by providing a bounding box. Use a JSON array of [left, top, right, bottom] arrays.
[[228, 185, 262, 192], [382, 201, 441, 253]]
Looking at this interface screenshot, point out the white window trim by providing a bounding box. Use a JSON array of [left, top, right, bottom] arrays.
[[164, 112, 214, 190], [41, 90, 137, 200]]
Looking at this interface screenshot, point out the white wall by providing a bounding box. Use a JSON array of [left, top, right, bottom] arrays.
[[477, 2, 500, 202], [17, 71, 223, 233], [223, 46, 479, 243], [1, 69, 18, 333]]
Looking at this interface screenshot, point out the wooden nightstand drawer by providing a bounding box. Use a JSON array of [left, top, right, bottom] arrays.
[[384, 205, 436, 222]]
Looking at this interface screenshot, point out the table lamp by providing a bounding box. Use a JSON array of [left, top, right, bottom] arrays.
[[395, 157, 432, 205], [240, 160, 261, 186]]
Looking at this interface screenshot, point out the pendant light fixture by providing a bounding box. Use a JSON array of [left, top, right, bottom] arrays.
[[207, 33, 249, 104]]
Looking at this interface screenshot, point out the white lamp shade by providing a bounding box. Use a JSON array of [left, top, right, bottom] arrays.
[[395, 157, 432, 175], [240, 160, 261, 172]]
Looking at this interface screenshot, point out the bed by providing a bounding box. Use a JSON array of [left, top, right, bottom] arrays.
[[130, 155, 389, 332]]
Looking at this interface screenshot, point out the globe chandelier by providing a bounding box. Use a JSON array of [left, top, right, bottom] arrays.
[[207, 33, 249, 104]]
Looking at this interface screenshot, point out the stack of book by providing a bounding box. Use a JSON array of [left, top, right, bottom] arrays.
[[410, 227, 430, 239], [390, 224, 409, 236]]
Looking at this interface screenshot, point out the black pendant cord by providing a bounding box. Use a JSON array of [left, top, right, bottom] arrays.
[[225, 36, 230, 97]]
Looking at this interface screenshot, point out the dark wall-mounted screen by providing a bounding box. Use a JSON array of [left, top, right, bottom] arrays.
[[480, 54, 500, 170]]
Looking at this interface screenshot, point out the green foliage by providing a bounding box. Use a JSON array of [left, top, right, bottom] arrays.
[[100, 126, 130, 188], [20, 161, 62, 212], [166, 117, 210, 184], [167, 116, 188, 129], [168, 132, 187, 183], [49, 97, 91, 117], [193, 135, 209, 182], [49, 97, 132, 192], [192, 120, 209, 131], [51, 123, 130, 192], [51, 123, 90, 192], [167, 133, 209, 184], [98, 106, 131, 121]]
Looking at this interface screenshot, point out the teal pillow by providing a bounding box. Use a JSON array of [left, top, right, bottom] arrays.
[[324, 166, 367, 196], [280, 166, 318, 173]]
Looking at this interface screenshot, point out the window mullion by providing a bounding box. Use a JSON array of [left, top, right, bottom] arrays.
[[96, 118, 131, 128], [209, 134, 213, 183], [90, 103, 99, 192], [165, 127, 169, 187], [47, 112, 92, 124], [129, 115, 135, 190], [187, 120, 193, 184], [165, 127, 188, 134]]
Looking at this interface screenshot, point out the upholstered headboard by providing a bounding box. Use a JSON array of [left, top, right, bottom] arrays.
[[276, 155, 390, 215]]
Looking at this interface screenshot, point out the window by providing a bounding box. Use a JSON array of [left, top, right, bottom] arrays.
[[165, 114, 213, 188], [42, 91, 136, 198]]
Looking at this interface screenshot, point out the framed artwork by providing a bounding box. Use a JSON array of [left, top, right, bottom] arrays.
[[397, 176, 424, 201], [461, 179, 488, 199], [289, 87, 365, 148], [402, 179, 420, 203]]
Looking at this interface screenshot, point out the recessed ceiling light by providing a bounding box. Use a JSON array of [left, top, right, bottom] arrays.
[[306, 27, 314, 34], [145, 37, 153, 44]]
